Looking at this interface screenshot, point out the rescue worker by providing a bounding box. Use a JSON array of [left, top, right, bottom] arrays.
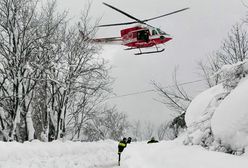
[[118, 137, 127, 166], [143, 30, 149, 42], [127, 137, 132, 144], [147, 137, 159, 144]]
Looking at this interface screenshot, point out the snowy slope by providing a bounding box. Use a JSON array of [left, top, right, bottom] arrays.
[[1, 140, 248, 168], [211, 77, 248, 150]]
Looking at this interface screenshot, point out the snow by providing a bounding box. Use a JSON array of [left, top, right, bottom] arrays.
[[183, 83, 227, 146], [1, 140, 248, 168], [211, 77, 248, 150], [183, 60, 248, 150], [216, 60, 248, 90], [124, 141, 248, 168], [0, 140, 117, 168], [185, 83, 227, 127]]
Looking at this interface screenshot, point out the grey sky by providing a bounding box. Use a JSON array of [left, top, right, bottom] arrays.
[[58, 0, 247, 125]]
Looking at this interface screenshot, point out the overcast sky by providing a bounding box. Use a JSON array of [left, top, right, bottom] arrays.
[[57, 0, 247, 125]]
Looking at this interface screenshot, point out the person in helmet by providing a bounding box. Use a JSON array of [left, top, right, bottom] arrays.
[[118, 137, 127, 166], [127, 137, 132, 144], [147, 137, 159, 144]]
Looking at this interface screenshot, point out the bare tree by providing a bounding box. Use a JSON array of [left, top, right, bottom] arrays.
[[152, 68, 191, 137], [217, 24, 248, 65], [130, 120, 143, 141], [198, 23, 248, 89], [83, 106, 129, 141], [157, 121, 176, 140], [143, 121, 154, 140], [83, 115, 107, 141], [68, 89, 109, 140], [197, 55, 221, 88], [103, 106, 129, 140], [152, 68, 192, 115]]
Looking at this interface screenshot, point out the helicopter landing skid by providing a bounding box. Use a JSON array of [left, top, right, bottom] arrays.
[[134, 48, 165, 55], [124, 47, 136, 50]]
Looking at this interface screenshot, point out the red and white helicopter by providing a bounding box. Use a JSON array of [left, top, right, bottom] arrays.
[[81, 2, 189, 55]]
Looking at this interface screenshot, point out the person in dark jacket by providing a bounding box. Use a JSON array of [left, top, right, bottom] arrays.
[[127, 137, 132, 144], [147, 137, 159, 144], [118, 137, 127, 166]]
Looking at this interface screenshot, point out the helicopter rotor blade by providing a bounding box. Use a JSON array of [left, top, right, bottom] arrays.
[[142, 7, 189, 22], [98, 21, 138, 27], [99, 3, 189, 28], [103, 2, 145, 24]]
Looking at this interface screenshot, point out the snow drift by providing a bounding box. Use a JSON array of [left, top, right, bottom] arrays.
[[185, 84, 227, 127], [1, 140, 248, 168], [211, 77, 248, 150], [183, 84, 227, 146], [0, 140, 117, 168], [184, 60, 248, 151]]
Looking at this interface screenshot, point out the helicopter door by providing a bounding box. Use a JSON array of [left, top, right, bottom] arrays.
[[137, 30, 149, 42]]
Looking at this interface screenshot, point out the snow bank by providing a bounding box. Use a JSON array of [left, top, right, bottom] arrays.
[[211, 77, 248, 150], [185, 84, 226, 127], [1, 140, 248, 168], [123, 141, 248, 168], [183, 84, 227, 146], [183, 60, 248, 151], [0, 140, 117, 168]]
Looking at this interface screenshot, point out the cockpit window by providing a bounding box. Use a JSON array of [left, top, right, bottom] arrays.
[[152, 29, 158, 35], [157, 28, 166, 35]]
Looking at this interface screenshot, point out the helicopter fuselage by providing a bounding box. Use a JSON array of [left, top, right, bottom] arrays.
[[121, 25, 172, 48]]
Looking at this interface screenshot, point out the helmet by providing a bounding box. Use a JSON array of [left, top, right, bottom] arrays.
[[123, 137, 127, 141], [151, 137, 155, 140]]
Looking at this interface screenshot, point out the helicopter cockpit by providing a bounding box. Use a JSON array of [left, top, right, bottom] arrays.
[[157, 28, 167, 35], [151, 28, 167, 36]]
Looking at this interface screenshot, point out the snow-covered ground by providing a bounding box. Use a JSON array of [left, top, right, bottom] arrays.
[[0, 140, 117, 168], [1, 140, 248, 168]]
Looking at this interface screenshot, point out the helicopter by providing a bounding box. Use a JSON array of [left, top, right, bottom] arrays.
[[80, 2, 189, 55]]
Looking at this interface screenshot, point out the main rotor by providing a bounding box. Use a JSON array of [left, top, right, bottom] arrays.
[[98, 2, 189, 28]]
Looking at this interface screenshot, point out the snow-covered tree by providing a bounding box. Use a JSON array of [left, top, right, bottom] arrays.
[[198, 23, 248, 88], [0, 0, 56, 142], [152, 68, 191, 137], [0, 0, 112, 142]]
